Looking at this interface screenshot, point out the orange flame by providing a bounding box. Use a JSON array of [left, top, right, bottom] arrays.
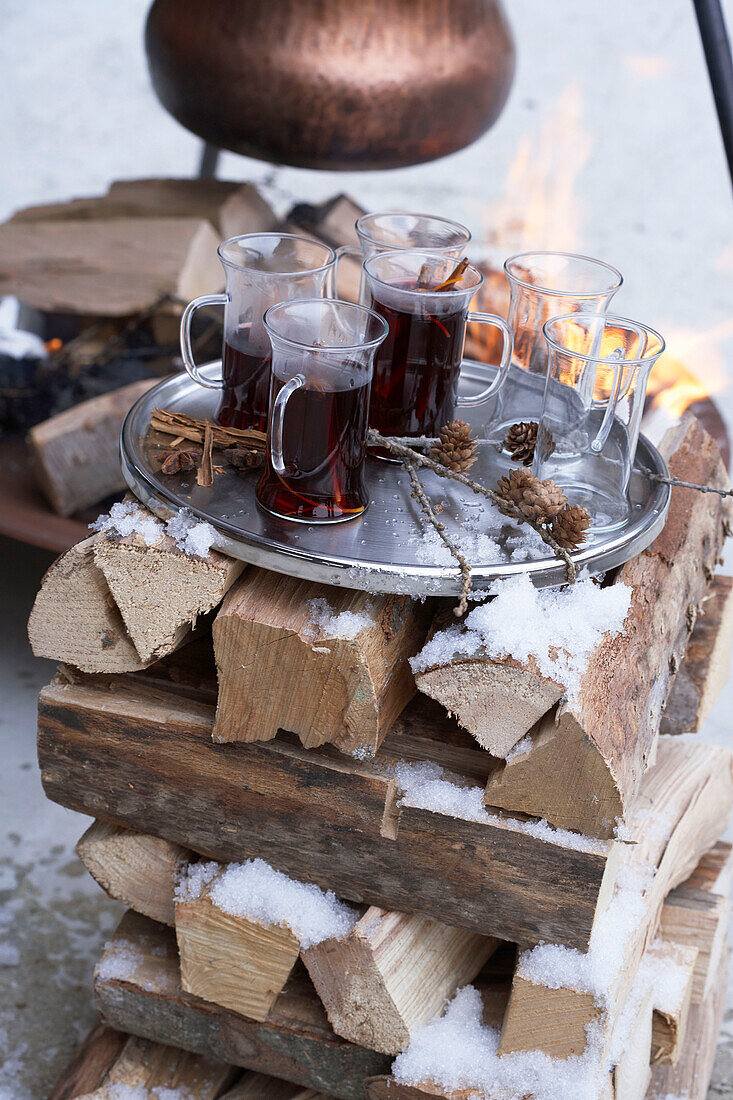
[[648, 323, 731, 419]]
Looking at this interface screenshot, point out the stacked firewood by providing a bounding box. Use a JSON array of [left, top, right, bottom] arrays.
[[35, 409, 733, 1100]]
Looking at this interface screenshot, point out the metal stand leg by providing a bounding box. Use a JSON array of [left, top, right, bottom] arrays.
[[693, 0, 733, 189], [199, 143, 221, 179]]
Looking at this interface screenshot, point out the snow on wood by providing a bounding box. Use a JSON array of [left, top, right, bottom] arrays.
[[76, 819, 189, 927], [212, 569, 433, 755], [647, 941, 698, 1065], [302, 907, 499, 1055]]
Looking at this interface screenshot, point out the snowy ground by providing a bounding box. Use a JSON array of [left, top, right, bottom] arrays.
[[2, 0, 733, 1093]]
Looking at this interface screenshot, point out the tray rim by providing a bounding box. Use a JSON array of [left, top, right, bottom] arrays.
[[120, 368, 671, 595]]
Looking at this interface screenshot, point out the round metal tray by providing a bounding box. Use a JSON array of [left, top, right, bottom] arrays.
[[121, 362, 671, 595]]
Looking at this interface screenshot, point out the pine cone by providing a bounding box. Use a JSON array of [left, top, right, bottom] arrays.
[[504, 421, 538, 466], [431, 419, 478, 473], [494, 468, 567, 523], [550, 504, 592, 550]]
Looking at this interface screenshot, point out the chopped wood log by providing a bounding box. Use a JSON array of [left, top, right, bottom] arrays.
[[76, 819, 188, 926], [175, 863, 302, 1021], [612, 982, 654, 1100], [0, 217, 223, 315], [27, 536, 147, 673], [94, 911, 391, 1099], [37, 657, 617, 947], [481, 416, 732, 837], [648, 941, 698, 1065], [646, 941, 728, 1099], [48, 1022, 128, 1100], [659, 882, 731, 1004], [220, 1071, 331, 1099], [661, 574, 733, 734], [93, 529, 244, 664], [498, 738, 733, 1058], [75, 1032, 237, 1099], [212, 570, 433, 755], [302, 908, 499, 1054], [27, 379, 157, 516], [682, 838, 733, 895]]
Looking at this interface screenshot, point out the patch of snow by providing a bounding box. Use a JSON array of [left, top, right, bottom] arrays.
[[410, 572, 632, 706], [174, 860, 220, 904], [504, 731, 534, 763], [392, 760, 608, 855], [106, 1086, 149, 1100], [94, 938, 146, 984], [91, 499, 164, 547], [0, 944, 20, 967], [164, 507, 218, 557], [305, 596, 374, 641]]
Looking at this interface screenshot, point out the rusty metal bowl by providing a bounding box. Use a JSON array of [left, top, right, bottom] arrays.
[[145, 0, 515, 170]]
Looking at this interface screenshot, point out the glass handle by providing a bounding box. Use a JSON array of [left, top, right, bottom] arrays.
[[180, 293, 227, 389], [270, 374, 305, 475], [333, 245, 364, 303], [457, 312, 514, 407], [591, 361, 624, 453]]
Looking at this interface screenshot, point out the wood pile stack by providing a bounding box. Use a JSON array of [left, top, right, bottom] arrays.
[[34, 410, 733, 1100]]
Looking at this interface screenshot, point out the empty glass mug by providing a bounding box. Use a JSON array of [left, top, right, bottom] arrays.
[[337, 212, 471, 302], [180, 233, 338, 432], [256, 298, 389, 524], [488, 251, 623, 440], [533, 312, 665, 529], [362, 249, 512, 444]]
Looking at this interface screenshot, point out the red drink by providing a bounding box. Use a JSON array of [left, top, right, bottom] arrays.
[[368, 289, 466, 438], [256, 366, 370, 522], [216, 340, 271, 432]]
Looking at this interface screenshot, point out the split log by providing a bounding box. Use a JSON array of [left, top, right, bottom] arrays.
[[498, 738, 733, 1058], [175, 863, 301, 1021], [93, 529, 243, 664], [302, 908, 499, 1054], [661, 574, 733, 734], [0, 217, 223, 315], [75, 1032, 237, 1099], [212, 570, 433, 755], [28, 379, 157, 516], [659, 879, 731, 1004], [76, 819, 188, 926], [221, 1071, 332, 1099], [48, 1022, 127, 1100], [481, 416, 731, 837], [37, 657, 617, 947], [648, 941, 697, 1065], [612, 982, 654, 1100], [94, 911, 391, 1099], [27, 536, 147, 673]]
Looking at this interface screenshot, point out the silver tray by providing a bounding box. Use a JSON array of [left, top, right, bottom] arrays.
[[121, 362, 671, 596]]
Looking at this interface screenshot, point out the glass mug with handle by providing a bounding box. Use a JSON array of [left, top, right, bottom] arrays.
[[180, 233, 338, 432], [533, 312, 665, 529], [487, 251, 623, 440], [336, 211, 471, 302], [362, 249, 512, 447], [256, 298, 389, 524]]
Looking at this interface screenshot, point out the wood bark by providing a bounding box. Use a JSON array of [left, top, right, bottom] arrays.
[[94, 911, 391, 1100], [0, 216, 223, 315], [94, 529, 243, 664], [75, 1032, 237, 1099], [27, 379, 157, 517], [38, 664, 616, 948], [212, 570, 432, 755], [498, 739, 733, 1058], [661, 574, 733, 734], [76, 819, 189, 926], [482, 416, 731, 838], [27, 536, 147, 673], [175, 863, 302, 1021], [648, 941, 697, 1065], [302, 907, 499, 1054]]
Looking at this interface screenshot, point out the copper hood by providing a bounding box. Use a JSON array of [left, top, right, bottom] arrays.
[[145, 0, 515, 171]]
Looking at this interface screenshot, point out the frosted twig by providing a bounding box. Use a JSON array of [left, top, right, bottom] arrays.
[[640, 467, 733, 499], [369, 428, 577, 584], [405, 459, 472, 616]]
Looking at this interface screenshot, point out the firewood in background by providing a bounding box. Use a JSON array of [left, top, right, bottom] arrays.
[[93, 530, 244, 664], [661, 574, 733, 734], [285, 194, 366, 304], [302, 907, 499, 1054], [27, 535, 147, 673], [474, 416, 732, 838], [27, 378, 157, 516], [47, 1022, 128, 1100], [0, 217, 223, 316], [175, 866, 303, 1022], [76, 819, 189, 927], [71, 1032, 237, 1100], [649, 941, 698, 1065], [212, 569, 433, 754], [498, 738, 733, 1061]]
